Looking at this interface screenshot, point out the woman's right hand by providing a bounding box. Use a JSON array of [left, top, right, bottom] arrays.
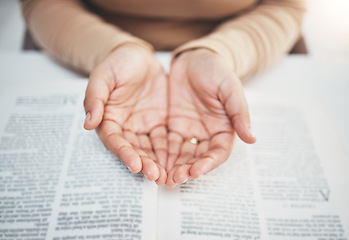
[[83, 44, 168, 185]]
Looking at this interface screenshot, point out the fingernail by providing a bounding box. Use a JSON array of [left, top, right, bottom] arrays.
[[182, 179, 188, 184]]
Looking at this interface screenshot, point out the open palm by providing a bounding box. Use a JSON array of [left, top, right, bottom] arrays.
[[166, 49, 256, 187], [84, 45, 168, 184]]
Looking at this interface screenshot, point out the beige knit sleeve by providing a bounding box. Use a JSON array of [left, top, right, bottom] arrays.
[[173, 0, 306, 79], [21, 0, 153, 74]]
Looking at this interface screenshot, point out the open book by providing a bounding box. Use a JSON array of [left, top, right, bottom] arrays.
[[0, 80, 348, 240]]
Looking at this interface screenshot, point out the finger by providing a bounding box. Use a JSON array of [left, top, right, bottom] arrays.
[[232, 115, 256, 144], [133, 146, 161, 181], [155, 165, 167, 185], [190, 132, 234, 178], [173, 164, 191, 184], [97, 120, 142, 173], [166, 166, 179, 188], [137, 134, 164, 183], [124, 132, 155, 171], [150, 126, 168, 168], [124, 131, 140, 148], [167, 132, 182, 171], [171, 140, 197, 184], [175, 140, 197, 166], [141, 155, 160, 181], [219, 76, 256, 144], [84, 70, 113, 130], [194, 140, 210, 157], [132, 146, 148, 158], [138, 134, 157, 160]]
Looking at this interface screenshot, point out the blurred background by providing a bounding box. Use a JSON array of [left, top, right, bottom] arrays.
[[1, 0, 349, 58]]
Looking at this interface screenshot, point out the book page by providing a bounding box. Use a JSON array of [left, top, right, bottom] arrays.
[[158, 91, 349, 240], [0, 81, 158, 240]]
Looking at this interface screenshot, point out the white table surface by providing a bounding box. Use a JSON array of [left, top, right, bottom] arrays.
[[1, 51, 349, 157]]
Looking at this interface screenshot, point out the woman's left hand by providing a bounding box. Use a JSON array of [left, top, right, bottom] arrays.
[[166, 48, 256, 187]]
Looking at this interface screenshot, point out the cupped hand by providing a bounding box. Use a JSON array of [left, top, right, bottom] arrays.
[[166, 49, 256, 187], [83, 44, 168, 185]]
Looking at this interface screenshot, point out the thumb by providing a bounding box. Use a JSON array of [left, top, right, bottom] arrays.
[[219, 75, 256, 144], [83, 71, 112, 130]]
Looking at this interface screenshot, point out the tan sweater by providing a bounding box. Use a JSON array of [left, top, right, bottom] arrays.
[[21, 0, 306, 78]]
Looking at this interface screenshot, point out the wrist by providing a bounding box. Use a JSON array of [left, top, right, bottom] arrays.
[[109, 42, 154, 59], [172, 47, 224, 69], [176, 47, 217, 59]]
